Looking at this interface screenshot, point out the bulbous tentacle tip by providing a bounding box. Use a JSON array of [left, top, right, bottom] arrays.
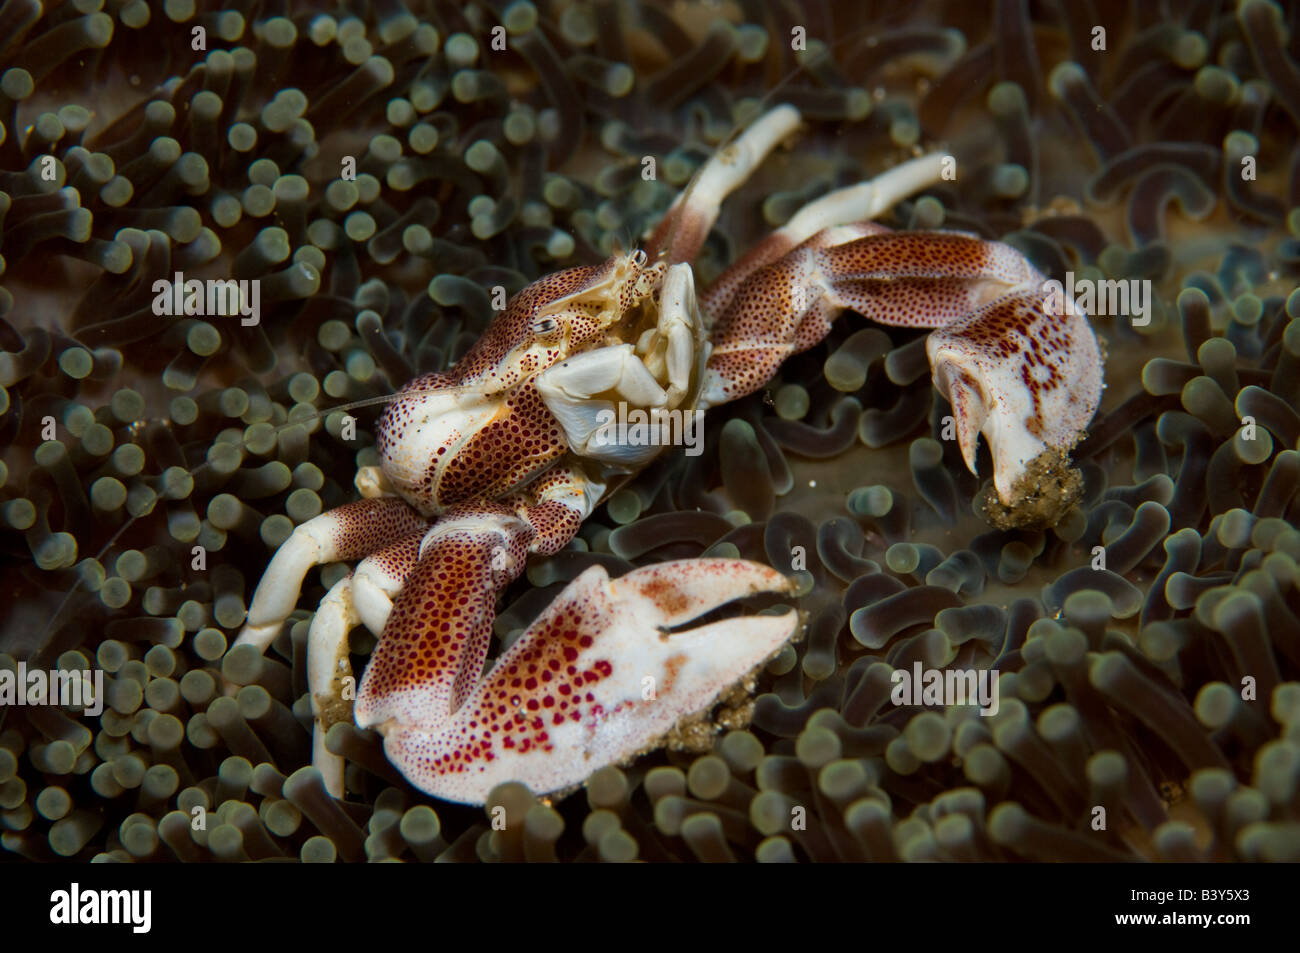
[[376, 558, 801, 805]]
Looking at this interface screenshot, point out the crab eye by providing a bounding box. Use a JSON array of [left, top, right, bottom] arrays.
[[531, 316, 559, 337], [631, 249, 647, 268]]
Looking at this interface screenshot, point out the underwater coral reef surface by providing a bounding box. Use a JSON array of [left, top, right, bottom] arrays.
[[1, 0, 1299, 872]]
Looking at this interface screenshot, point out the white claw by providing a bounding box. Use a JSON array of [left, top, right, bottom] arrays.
[[941, 369, 989, 477], [926, 285, 1103, 503], [657, 263, 703, 405], [375, 558, 801, 805]]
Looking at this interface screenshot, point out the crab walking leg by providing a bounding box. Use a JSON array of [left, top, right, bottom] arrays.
[[377, 559, 800, 804], [643, 104, 802, 265], [699, 230, 1103, 502], [701, 152, 949, 320], [305, 530, 425, 796], [232, 497, 429, 654]]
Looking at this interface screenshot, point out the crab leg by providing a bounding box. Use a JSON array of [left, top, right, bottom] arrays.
[[304, 530, 425, 796], [641, 101, 948, 315], [700, 155, 948, 319], [343, 462, 799, 803], [644, 104, 802, 265], [233, 497, 429, 653], [699, 229, 1103, 503]]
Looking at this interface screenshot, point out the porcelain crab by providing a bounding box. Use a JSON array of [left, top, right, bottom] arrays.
[[228, 104, 1103, 805]]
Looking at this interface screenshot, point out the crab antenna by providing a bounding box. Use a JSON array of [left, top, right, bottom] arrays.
[[262, 374, 474, 436], [256, 391, 399, 437], [610, 223, 638, 259]]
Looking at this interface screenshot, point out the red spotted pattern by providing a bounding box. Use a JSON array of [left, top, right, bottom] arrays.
[[700, 222, 891, 321], [434, 384, 567, 503], [323, 497, 431, 559], [357, 527, 426, 581], [357, 502, 532, 720], [703, 229, 1044, 404], [395, 593, 619, 780], [355, 467, 592, 731], [375, 256, 663, 514], [931, 286, 1099, 438], [363, 558, 798, 802]]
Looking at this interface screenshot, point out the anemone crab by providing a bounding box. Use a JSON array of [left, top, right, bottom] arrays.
[[228, 104, 1103, 805]]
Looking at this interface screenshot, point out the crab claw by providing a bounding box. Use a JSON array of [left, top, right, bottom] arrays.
[[370, 558, 799, 805], [941, 369, 988, 477], [926, 285, 1103, 504]]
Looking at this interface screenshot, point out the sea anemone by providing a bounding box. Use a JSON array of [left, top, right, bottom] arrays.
[[1, 0, 1298, 863]]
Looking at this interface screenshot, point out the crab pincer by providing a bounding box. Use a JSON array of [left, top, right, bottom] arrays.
[[355, 558, 799, 804]]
